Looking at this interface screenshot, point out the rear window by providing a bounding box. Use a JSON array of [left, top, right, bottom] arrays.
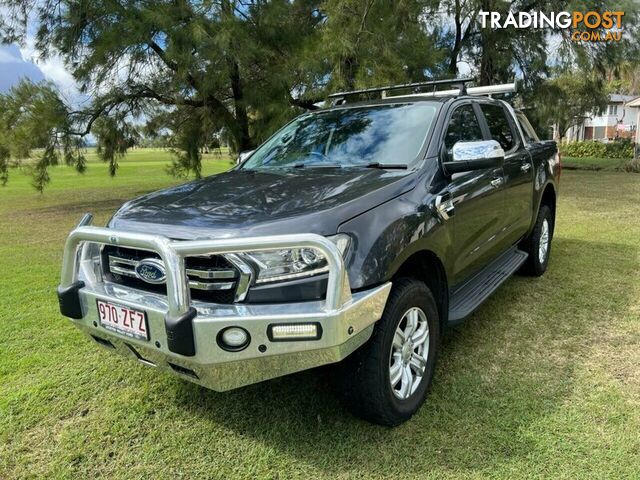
[[480, 104, 518, 152], [515, 112, 540, 143]]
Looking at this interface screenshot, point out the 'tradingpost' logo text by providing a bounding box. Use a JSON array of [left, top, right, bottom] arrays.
[[478, 10, 625, 42]]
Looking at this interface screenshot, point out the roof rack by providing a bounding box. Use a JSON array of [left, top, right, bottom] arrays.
[[328, 78, 517, 105], [328, 77, 475, 100]]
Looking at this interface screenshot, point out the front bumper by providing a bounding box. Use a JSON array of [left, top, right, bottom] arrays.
[[58, 216, 391, 391]]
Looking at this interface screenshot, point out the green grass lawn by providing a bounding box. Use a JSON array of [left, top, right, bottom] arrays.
[[562, 156, 629, 171], [1, 154, 639, 479]]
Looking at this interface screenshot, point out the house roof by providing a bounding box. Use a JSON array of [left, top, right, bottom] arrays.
[[609, 94, 638, 103], [626, 96, 640, 107]]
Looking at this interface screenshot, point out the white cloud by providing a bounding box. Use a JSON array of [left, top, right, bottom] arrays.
[[457, 62, 472, 76], [19, 39, 84, 105], [35, 56, 78, 96]]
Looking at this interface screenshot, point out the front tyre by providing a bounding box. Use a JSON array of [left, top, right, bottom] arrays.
[[335, 278, 440, 426], [519, 204, 553, 276]]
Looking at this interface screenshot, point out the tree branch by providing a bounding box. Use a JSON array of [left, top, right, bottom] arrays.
[[147, 40, 200, 93], [146, 39, 238, 137]]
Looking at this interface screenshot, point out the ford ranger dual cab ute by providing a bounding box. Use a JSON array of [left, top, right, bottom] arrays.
[[58, 79, 560, 426]]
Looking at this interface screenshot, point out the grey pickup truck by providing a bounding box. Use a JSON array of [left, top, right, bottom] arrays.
[[58, 78, 560, 426]]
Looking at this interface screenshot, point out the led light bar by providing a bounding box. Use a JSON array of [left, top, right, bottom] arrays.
[[268, 323, 322, 341]]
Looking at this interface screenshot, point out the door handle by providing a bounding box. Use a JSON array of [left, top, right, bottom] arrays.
[[490, 177, 504, 188], [521, 163, 531, 173]]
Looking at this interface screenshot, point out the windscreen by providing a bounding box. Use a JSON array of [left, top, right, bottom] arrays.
[[242, 103, 438, 170]]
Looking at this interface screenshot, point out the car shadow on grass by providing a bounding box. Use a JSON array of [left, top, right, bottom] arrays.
[[168, 236, 638, 476]]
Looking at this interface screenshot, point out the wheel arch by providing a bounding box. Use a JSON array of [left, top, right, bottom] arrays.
[[391, 249, 449, 328], [538, 182, 557, 234]]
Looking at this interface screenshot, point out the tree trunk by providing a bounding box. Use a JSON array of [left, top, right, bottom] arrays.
[[221, 0, 252, 153], [479, 0, 493, 85], [228, 58, 253, 152], [479, 47, 493, 85], [449, 0, 463, 75], [341, 56, 358, 91]]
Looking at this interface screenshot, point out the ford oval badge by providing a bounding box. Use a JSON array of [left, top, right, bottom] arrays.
[[135, 259, 167, 284]]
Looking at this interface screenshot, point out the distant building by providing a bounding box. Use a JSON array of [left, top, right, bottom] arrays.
[[627, 97, 640, 157], [562, 94, 638, 142]]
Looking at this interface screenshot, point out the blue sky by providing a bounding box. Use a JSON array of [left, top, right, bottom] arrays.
[[0, 44, 44, 91], [0, 43, 79, 101]]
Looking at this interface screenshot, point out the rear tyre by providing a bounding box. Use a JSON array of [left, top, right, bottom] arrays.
[[335, 278, 440, 426], [519, 204, 553, 276]]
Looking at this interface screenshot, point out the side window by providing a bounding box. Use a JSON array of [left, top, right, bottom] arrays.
[[444, 104, 484, 156], [480, 104, 518, 152], [515, 112, 540, 143]]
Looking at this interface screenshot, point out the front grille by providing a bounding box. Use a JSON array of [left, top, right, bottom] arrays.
[[101, 245, 240, 304]]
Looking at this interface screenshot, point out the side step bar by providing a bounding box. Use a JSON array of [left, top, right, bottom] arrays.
[[448, 247, 528, 324]]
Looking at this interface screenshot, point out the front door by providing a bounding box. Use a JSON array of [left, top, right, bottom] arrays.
[[440, 102, 506, 285]]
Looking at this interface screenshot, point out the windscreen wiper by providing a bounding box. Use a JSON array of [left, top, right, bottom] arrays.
[[291, 163, 342, 168], [363, 162, 408, 170]]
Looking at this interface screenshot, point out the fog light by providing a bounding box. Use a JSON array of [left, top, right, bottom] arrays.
[[268, 323, 322, 341], [217, 327, 250, 351]]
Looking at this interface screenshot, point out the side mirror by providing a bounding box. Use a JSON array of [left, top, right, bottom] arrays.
[[442, 140, 505, 174], [237, 149, 255, 164]]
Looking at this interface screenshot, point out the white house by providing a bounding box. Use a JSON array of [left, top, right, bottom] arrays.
[[563, 94, 638, 142], [627, 96, 640, 157]]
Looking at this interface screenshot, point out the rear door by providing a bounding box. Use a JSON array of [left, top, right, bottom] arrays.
[[478, 102, 533, 245], [440, 101, 506, 285]]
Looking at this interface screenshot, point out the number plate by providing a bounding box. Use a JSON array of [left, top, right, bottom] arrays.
[[96, 300, 149, 341]]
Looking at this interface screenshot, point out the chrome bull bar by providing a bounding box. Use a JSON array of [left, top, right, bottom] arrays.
[[57, 215, 394, 391], [59, 214, 353, 356], [60, 225, 352, 314]]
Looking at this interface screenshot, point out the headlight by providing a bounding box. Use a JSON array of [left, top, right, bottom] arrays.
[[241, 234, 351, 284]]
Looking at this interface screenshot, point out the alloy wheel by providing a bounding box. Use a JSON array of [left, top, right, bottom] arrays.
[[539, 218, 550, 264], [389, 307, 429, 400]]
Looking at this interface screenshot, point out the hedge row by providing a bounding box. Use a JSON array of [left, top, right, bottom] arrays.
[[559, 139, 634, 159]]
